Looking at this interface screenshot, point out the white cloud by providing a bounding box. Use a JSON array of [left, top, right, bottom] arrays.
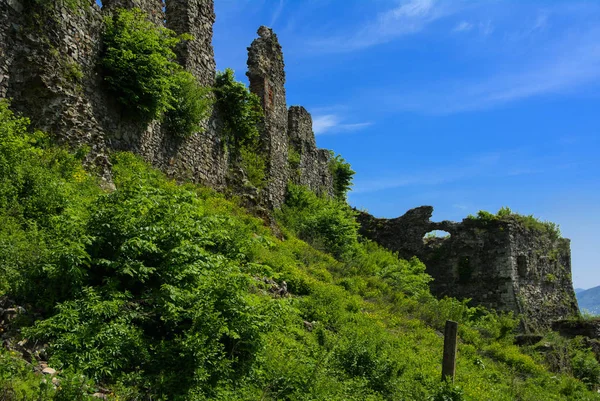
[[453, 21, 473, 32], [312, 114, 373, 135], [310, 0, 455, 52]]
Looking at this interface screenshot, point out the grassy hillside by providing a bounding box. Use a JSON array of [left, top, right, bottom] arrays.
[[1, 100, 599, 400]]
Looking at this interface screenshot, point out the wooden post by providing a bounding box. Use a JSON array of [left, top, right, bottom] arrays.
[[442, 320, 458, 382]]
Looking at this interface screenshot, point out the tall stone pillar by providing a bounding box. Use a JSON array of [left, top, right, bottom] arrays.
[[247, 26, 289, 209], [165, 0, 216, 87]]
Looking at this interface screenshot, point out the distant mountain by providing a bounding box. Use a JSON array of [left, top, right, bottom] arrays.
[[576, 286, 600, 315], [575, 288, 586, 294]]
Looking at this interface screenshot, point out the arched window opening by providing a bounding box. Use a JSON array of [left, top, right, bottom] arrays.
[[423, 230, 451, 244]]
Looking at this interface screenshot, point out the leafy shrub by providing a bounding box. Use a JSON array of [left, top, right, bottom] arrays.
[[240, 146, 267, 188], [164, 70, 212, 138], [572, 348, 600, 389], [329, 151, 355, 200], [279, 183, 360, 260], [468, 206, 561, 240], [430, 383, 465, 401], [215, 68, 263, 149], [288, 147, 301, 169], [103, 8, 210, 135], [103, 8, 180, 120], [215, 68, 266, 187]]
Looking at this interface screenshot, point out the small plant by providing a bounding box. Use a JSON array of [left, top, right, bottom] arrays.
[[288, 147, 301, 169], [430, 382, 465, 401], [65, 61, 83, 82]]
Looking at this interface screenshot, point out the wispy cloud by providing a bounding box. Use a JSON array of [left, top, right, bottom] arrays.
[[312, 114, 373, 135], [453, 21, 473, 32], [378, 25, 600, 114], [310, 0, 455, 52], [351, 148, 573, 194], [270, 0, 285, 27]]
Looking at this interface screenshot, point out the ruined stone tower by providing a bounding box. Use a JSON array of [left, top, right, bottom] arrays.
[[247, 26, 290, 209]]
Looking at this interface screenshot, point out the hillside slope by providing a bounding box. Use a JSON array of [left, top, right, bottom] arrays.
[[1, 101, 599, 400]]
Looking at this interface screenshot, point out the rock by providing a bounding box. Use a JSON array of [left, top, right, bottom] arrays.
[[42, 367, 56, 375], [303, 321, 315, 332], [92, 393, 107, 399]]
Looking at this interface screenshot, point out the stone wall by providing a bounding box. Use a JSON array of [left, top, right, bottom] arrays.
[[0, 0, 228, 188], [357, 207, 579, 330], [288, 106, 334, 197], [0, 2, 334, 201]]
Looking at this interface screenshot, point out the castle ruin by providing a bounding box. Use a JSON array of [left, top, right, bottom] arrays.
[[0, 0, 579, 326], [357, 207, 579, 330]]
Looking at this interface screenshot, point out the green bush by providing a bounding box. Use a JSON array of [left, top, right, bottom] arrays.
[[279, 183, 360, 260], [103, 8, 180, 120], [571, 348, 600, 389], [103, 8, 211, 135], [214, 69, 267, 188], [329, 151, 355, 200], [164, 71, 212, 138], [215, 68, 263, 150]]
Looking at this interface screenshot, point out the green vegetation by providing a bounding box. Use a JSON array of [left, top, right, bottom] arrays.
[[164, 71, 213, 138], [468, 206, 562, 240], [102, 8, 211, 137], [1, 100, 599, 399], [215, 68, 267, 188], [329, 151, 355, 200], [288, 147, 301, 170]]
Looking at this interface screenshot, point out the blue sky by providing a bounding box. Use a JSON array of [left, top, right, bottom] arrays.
[[213, 0, 600, 289]]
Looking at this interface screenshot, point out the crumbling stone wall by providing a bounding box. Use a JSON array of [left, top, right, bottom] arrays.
[[357, 207, 579, 330], [166, 0, 215, 87], [247, 26, 289, 209], [288, 106, 334, 197], [0, 0, 227, 188], [0, 1, 333, 202]]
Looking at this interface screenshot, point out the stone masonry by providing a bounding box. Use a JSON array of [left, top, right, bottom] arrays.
[[357, 206, 579, 330], [0, 0, 228, 188], [287, 106, 334, 197], [0, 2, 333, 205], [247, 26, 289, 209]]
